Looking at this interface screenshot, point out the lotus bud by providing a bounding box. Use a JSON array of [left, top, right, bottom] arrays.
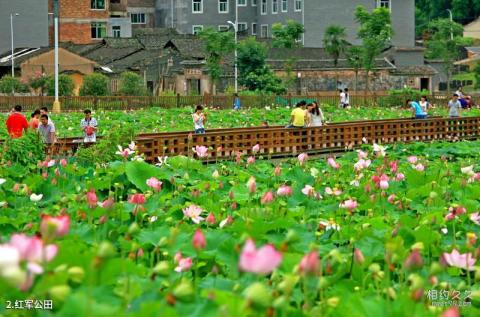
[[354, 248, 365, 264], [286, 229, 299, 243], [97, 241, 116, 258], [410, 288, 424, 302], [385, 287, 396, 300], [404, 249, 423, 270], [229, 191, 234, 199], [274, 166, 281, 176], [173, 280, 194, 302], [153, 261, 170, 276], [128, 222, 140, 235], [49, 285, 71, 303], [206, 213, 216, 225], [244, 282, 272, 308]]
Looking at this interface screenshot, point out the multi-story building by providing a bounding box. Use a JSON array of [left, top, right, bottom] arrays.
[[156, 0, 414, 48], [0, 0, 49, 54]]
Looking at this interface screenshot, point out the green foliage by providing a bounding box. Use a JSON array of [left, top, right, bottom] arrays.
[[29, 74, 48, 95], [80, 73, 109, 96], [271, 20, 305, 49], [323, 25, 350, 68], [380, 88, 431, 107], [0, 76, 28, 94], [46, 74, 75, 96], [119, 72, 147, 96], [474, 64, 480, 89], [242, 68, 286, 94], [198, 27, 235, 87], [0, 131, 44, 166], [75, 125, 136, 165]]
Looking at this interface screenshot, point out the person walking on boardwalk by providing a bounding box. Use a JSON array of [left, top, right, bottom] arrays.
[[406, 99, 427, 119], [448, 94, 462, 118], [193, 105, 207, 134], [81, 109, 98, 143], [288, 101, 307, 128], [6, 105, 29, 138]]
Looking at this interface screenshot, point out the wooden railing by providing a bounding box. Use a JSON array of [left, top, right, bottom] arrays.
[[48, 116, 480, 163], [0, 93, 467, 111]]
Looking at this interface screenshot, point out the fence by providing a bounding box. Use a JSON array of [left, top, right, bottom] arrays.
[[0, 93, 465, 112], [51, 116, 480, 163]]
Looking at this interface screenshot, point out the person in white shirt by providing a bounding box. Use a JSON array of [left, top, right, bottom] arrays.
[[192, 105, 207, 134], [341, 88, 350, 108], [419, 96, 430, 114], [455, 86, 464, 99], [81, 109, 98, 142], [307, 101, 325, 127]]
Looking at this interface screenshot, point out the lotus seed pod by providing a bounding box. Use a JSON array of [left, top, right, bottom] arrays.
[[244, 282, 272, 308]]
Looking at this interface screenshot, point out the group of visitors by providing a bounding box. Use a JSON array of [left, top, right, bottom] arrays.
[[288, 101, 325, 128], [407, 90, 472, 119], [5, 106, 97, 147]]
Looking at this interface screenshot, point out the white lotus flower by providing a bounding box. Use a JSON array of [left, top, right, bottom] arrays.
[[310, 167, 319, 178], [212, 170, 220, 178], [373, 143, 387, 157], [461, 165, 475, 176], [155, 156, 169, 167], [0, 201, 6, 207], [30, 193, 43, 202], [0, 178, 6, 185]]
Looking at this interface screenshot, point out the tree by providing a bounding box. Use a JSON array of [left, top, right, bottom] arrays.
[[198, 27, 235, 94], [0, 76, 28, 95], [425, 18, 472, 93], [28, 72, 48, 96], [45, 74, 74, 96], [323, 25, 350, 88], [474, 63, 480, 90], [80, 73, 109, 96], [272, 20, 305, 49], [119, 71, 147, 96], [346, 46, 363, 93], [237, 37, 285, 94], [355, 6, 393, 96]]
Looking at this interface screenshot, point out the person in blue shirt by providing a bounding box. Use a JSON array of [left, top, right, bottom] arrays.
[[233, 93, 241, 110], [406, 99, 427, 119]]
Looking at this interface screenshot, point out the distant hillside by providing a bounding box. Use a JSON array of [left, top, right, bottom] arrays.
[[416, 0, 480, 36]]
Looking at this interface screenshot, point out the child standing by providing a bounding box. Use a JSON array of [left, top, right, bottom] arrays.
[[81, 109, 98, 142], [193, 105, 207, 134]]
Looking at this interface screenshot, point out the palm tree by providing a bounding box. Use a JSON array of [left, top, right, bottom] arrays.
[[323, 25, 349, 89]]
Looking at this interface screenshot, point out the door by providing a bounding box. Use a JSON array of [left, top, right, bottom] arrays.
[[187, 79, 201, 95], [420, 78, 430, 91]]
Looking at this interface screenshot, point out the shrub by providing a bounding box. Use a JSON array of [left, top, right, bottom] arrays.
[[0, 75, 29, 94], [0, 132, 45, 167], [46, 74, 75, 96], [119, 72, 148, 96], [379, 88, 431, 107], [80, 73, 109, 96]]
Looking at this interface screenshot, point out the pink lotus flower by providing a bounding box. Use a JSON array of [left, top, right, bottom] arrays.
[[277, 185, 293, 197], [327, 157, 340, 169], [174, 253, 193, 272], [239, 239, 282, 275], [404, 249, 423, 270], [274, 166, 282, 176], [247, 156, 256, 165], [357, 150, 368, 159], [441, 249, 476, 271], [325, 187, 342, 196], [445, 206, 466, 221], [407, 156, 418, 164], [206, 213, 216, 225], [129, 193, 146, 205], [395, 173, 405, 181], [192, 229, 206, 250], [260, 191, 274, 204], [252, 144, 260, 154], [390, 161, 398, 173], [298, 153, 308, 166], [40, 215, 70, 238], [470, 212, 480, 225], [183, 204, 204, 224], [414, 164, 425, 171], [9, 234, 57, 264], [298, 251, 319, 275], [235, 151, 242, 164], [219, 215, 234, 228], [116, 145, 134, 159], [146, 177, 162, 192], [354, 159, 371, 171], [387, 194, 397, 204], [98, 197, 114, 209], [372, 174, 389, 190], [442, 307, 460, 317], [301, 185, 315, 197], [193, 145, 208, 158], [354, 248, 365, 264], [86, 189, 98, 208], [59, 159, 67, 167], [339, 199, 358, 211], [247, 177, 256, 194]]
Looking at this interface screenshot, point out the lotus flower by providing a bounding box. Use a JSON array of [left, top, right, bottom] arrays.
[[372, 174, 389, 190], [277, 185, 293, 197], [301, 185, 315, 197], [252, 144, 260, 154], [59, 159, 67, 167], [310, 167, 319, 178], [356, 150, 368, 159], [219, 215, 234, 228], [146, 177, 162, 192], [247, 177, 256, 193], [0, 178, 6, 186], [441, 249, 476, 271], [174, 253, 193, 272], [407, 156, 418, 164], [260, 191, 274, 204], [414, 164, 425, 172], [298, 153, 308, 166], [192, 229, 206, 250], [298, 251, 319, 275], [155, 156, 169, 167], [390, 160, 398, 173], [212, 170, 220, 178], [395, 173, 405, 181], [354, 159, 371, 171], [327, 157, 340, 169], [193, 145, 208, 158], [116, 145, 134, 159], [129, 193, 146, 205], [373, 143, 387, 157], [239, 239, 282, 275], [8, 234, 57, 264], [183, 204, 204, 224], [339, 199, 358, 211], [404, 249, 423, 270], [206, 213, 216, 225], [461, 165, 475, 176], [274, 166, 281, 176], [30, 193, 43, 202], [40, 215, 70, 238], [441, 307, 460, 317], [387, 194, 397, 204], [354, 248, 365, 264], [325, 187, 342, 196], [247, 156, 256, 165], [318, 220, 340, 231], [445, 206, 466, 221], [470, 212, 480, 225], [98, 197, 114, 209]]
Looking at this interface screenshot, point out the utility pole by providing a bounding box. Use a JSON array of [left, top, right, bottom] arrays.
[[447, 9, 453, 40]]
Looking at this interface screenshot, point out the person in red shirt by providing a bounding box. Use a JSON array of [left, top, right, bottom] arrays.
[[6, 105, 29, 138]]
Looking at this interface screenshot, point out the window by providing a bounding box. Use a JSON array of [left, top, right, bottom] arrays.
[[91, 0, 105, 10], [261, 0, 267, 14], [91, 22, 106, 39], [281, 0, 287, 12], [238, 22, 247, 32], [219, 0, 229, 13], [192, 25, 203, 34], [112, 26, 121, 38], [252, 0, 257, 6], [261, 24, 268, 38], [251, 23, 257, 35], [295, 0, 302, 12], [238, 0, 247, 6], [111, 0, 120, 3], [218, 25, 229, 32], [192, 0, 203, 13], [272, 0, 278, 13], [377, 0, 390, 9], [131, 13, 146, 24]]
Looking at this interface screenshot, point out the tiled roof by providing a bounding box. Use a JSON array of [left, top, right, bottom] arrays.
[[390, 65, 437, 76]]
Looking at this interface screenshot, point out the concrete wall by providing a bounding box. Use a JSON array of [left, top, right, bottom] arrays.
[[0, 0, 49, 53], [108, 18, 133, 37]]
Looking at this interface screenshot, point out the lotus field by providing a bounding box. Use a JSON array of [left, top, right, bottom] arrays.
[[1, 132, 480, 316], [1, 105, 480, 138]]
